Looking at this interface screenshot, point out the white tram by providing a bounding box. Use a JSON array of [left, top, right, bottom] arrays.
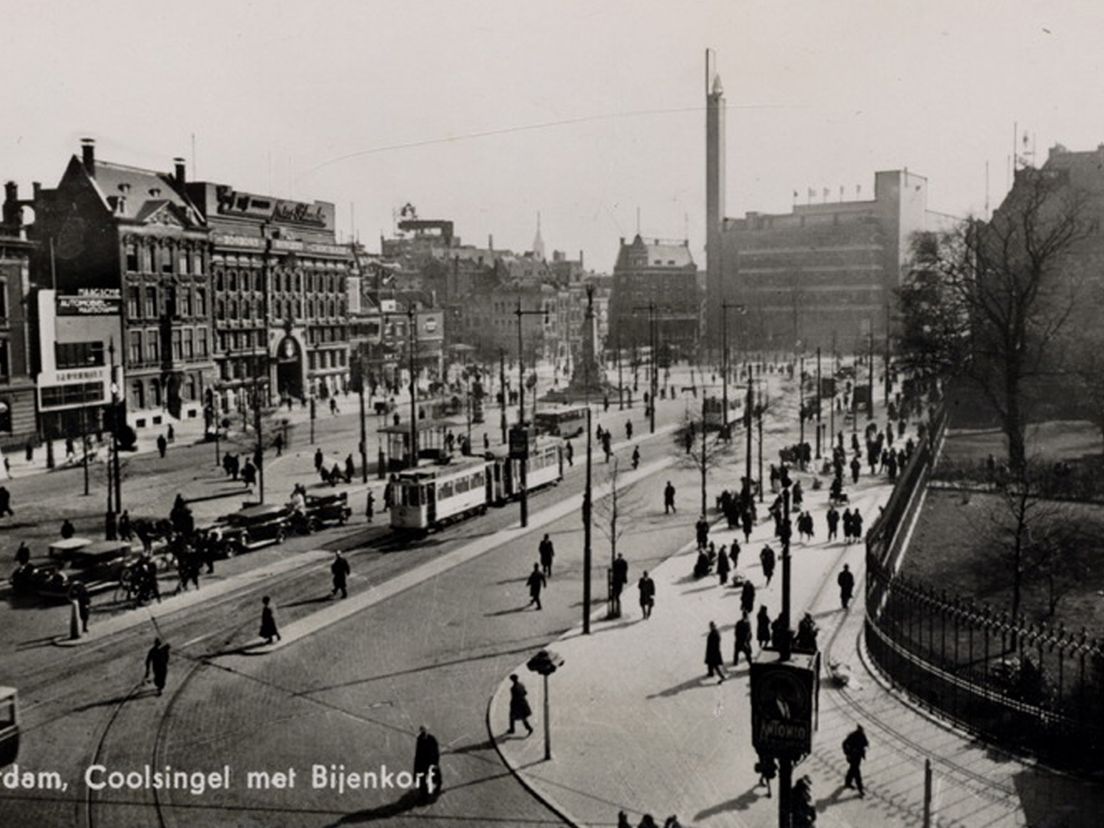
[[486, 439, 564, 504], [390, 457, 492, 532]]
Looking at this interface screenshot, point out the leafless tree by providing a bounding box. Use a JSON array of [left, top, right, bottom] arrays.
[[902, 170, 1091, 472], [592, 457, 642, 572], [672, 398, 737, 515]]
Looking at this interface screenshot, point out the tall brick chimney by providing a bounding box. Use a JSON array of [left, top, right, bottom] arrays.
[[173, 157, 186, 186], [81, 138, 96, 177]]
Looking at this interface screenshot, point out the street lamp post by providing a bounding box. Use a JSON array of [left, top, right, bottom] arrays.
[[408, 304, 418, 467], [745, 366, 753, 491], [720, 301, 745, 441], [582, 286, 594, 635], [253, 348, 266, 504], [499, 348, 507, 444], [105, 339, 122, 540], [616, 330, 624, 410], [514, 300, 549, 528], [357, 353, 368, 483], [815, 347, 822, 459]]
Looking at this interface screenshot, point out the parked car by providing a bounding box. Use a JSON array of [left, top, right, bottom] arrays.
[[212, 504, 292, 554]]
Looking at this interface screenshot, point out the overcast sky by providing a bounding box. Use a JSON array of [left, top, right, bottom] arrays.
[[3, 1, 1104, 271]]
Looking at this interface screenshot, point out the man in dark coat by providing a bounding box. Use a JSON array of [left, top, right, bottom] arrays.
[[0, 485, 13, 517], [741, 580, 756, 616], [705, 621, 726, 683], [663, 481, 676, 514], [612, 553, 629, 615], [843, 725, 869, 796], [741, 509, 753, 544], [826, 507, 840, 541], [638, 570, 655, 619], [156, 434, 167, 458], [850, 456, 861, 484], [241, 460, 257, 488], [760, 545, 776, 586], [852, 510, 864, 542], [538, 534, 555, 578], [526, 563, 547, 610], [695, 516, 709, 550], [314, 447, 324, 473], [507, 674, 534, 735], [838, 563, 855, 609], [733, 611, 754, 666], [144, 638, 171, 696], [414, 726, 441, 801], [331, 551, 351, 599], [842, 508, 854, 543]]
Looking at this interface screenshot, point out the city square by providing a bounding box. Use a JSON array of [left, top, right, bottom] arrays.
[[2, 3, 1104, 827]]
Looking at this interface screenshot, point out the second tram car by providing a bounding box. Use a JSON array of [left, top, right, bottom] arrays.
[[390, 457, 492, 532], [486, 439, 564, 504]]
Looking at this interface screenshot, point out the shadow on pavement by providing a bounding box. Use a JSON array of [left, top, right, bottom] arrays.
[[484, 604, 532, 617], [694, 785, 763, 820], [330, 790, 424, 824], [297, 638, 562, 695], [814, 783, 849, 812], [282, 595, 334, 609], [73, 686, 158, 711], [646, 676, 712, 699]]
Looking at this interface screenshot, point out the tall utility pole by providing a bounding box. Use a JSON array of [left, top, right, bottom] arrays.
[[745, 365, 753, 490], [357, 354, 368, 483], [778, 481, 795, 828], [868, 328, 875, 420], [798, 354, 805, 460], [582, 286, 594, 635], [107, 339, 122, 539], [408, 304, 418, 466], [699, 379, 708, 514], [253, 348, 266, 503], [632, 303, 658, 434], [884, 302, 892, 407], [499, 348, 507, 443], [757, 392, 764, 504], [616, 330, 624, 410], [815, 347, 822, 459], [720, 302, 746, 441], [515, 299, 549, 528]]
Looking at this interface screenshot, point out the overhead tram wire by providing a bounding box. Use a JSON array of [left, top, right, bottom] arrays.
[[297, 102, 798, 179]]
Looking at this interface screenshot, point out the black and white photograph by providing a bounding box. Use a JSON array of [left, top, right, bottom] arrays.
[[2, 2, 1104, 826]]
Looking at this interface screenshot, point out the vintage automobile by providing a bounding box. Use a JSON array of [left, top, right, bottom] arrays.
[[17, 540, 138, 602], [299, 492, 352, 531], [211, 503, 292, 555]]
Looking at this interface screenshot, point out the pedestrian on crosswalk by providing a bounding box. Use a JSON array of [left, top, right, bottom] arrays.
[[526, 563, 547, 610], [756, 605, 772, 649], [507, 674, 534, 735], [733, 611, 753, 666], [843, 725, 869, 797], [259, 596, 281, 644], [330, 551, 351, 599], [705, 621, 726, 683], [638, 571, 656, 619]]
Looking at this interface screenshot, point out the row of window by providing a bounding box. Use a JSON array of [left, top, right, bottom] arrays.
[[125, 244, 205, 277], [128, 327, 209, 364], [213, 296, 346, 322], [127, 286, 207, 320], [215, 348, 348, 381], [56, 341, 105, 370], [128, 373, 202, 410], [214, 268, 345, 295]]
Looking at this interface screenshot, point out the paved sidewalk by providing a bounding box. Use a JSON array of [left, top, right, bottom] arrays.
[[488, 427, 1104, 827]]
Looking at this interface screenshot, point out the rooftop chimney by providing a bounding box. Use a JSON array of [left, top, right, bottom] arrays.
[[173, 157, 186, 186], [3, 182, 18, 228], [81, 138, 95, 176]]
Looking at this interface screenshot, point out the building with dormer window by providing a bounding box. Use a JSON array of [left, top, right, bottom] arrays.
[[28, 140, 214, 430]]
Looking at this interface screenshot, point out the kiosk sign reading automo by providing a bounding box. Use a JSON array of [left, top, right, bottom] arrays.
[[749, 654, 818, 760]]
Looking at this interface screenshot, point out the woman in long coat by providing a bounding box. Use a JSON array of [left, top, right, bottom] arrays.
[[716, 545, 730, 585], [507, 674, 533, 735], [756, 605, 772, 649], [259, 596, 281, 644], [705, 621, 725, 683], [741, 580, 756, 616]]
